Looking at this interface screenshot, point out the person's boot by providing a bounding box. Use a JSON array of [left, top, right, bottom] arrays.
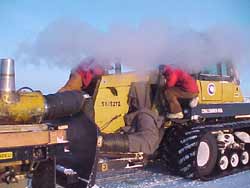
[[101, 133, 129, 153], [167, 112, 184, 119]]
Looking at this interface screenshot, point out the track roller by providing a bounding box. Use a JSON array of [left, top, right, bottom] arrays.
[[230, 153, 239, 168], [240, 151, 249, 165], [218, 155, 229, 171]]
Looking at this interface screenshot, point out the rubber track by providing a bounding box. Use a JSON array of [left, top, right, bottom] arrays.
[[159, 119, 250, 180]]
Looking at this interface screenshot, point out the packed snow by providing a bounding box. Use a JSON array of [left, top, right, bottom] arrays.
[[96, 166, 250, 188]]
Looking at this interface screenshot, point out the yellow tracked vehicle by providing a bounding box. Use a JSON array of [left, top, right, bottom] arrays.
[[87, 61, 250, 180], [2, 57, 249, 187]]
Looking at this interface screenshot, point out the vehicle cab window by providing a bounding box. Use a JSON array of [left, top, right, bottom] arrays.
[[199, 64, 221, 81], [221, 63, 229, 76], [200, 64, 219, 75], [220, 62, 232, 81]]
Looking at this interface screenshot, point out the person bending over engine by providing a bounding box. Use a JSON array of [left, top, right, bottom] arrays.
[[58, 57, 105, 95], [162, 65, 199, 119]]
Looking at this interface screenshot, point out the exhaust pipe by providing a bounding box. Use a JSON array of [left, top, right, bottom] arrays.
[[0, 58, 17, 103], [115, 63, 121, 74], [0, 58, 90, 125]]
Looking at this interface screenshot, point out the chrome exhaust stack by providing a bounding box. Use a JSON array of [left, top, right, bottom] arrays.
[[0, 58, 17, 103]]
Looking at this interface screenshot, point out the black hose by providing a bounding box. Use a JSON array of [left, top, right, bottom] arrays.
[[44, 91, 87, 120]]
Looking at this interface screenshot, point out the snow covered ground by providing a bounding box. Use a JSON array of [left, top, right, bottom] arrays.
[[96, 167, 250, 188], [9, 167, 249, 188]]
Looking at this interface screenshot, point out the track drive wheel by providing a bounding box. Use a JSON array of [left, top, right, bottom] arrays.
[[160, 126, 218, 179], [196, 132, 218, 178], [176, 128, 218, 179]]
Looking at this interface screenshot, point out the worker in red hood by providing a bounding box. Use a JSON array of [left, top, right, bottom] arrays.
[[162, 65, 199, 119], [58, 58, 105, 95]]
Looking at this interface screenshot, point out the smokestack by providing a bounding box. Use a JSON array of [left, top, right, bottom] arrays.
[[0, 58, 17, 103], [115, 63, 121, 74]]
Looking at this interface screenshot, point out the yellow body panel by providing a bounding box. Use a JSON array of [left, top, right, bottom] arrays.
[[198, 80, 243, 104], [222, 82, 243, 102], [198, 81, 222, 103], [0, 92, 46, 124], [94, 73, 144, 133], [94, 70, 244, 133]]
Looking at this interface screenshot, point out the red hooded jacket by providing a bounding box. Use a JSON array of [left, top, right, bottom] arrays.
[[163, 65, 199, 93]]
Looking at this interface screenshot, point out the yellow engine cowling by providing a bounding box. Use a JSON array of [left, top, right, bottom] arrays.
[[0, 91, 46, 124], [94, 72, 150, 133], [0, 58, 87, 125], [0, 58, 47, 124]]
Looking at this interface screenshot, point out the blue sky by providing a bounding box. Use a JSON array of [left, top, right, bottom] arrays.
[[0, 0, 250, 94]]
